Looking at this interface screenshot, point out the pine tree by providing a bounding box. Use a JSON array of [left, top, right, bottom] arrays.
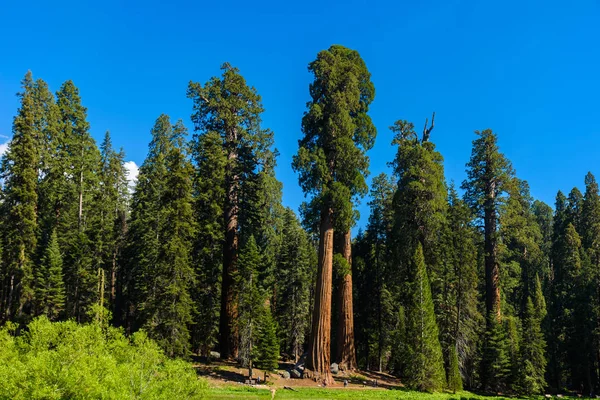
[[274, 208, 314, 361], [188, 63, 274, 359], [439, 185, 482, 389], [462, 129, 514, 390], [447, 344, 463, 393], [390, 117, 446, 276], [552, 216, 585, 390], [292, 45, 375, 383], [237, 235, 263, 377], [480, 314, 511, 392], [121, 116, 196, 358], [499, 178, 544, 317], [255, 306, 280, 372], [120, 115, 171, 331], [403, 243, 446, 392], [144, 119, 196, 357], [520, 294, 547, 394], [0, 72, 39, 321], [189, 130, 226, 356], [34, 230, 65, 320], [55, 80, 101, 322], [354, 173, 395, 371], [580, 172, 600, 391], [92, 131, 128, 313]]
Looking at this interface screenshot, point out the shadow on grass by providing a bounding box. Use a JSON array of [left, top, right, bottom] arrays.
[[194, 358, 248, 384], [331, 369, 405, 391]]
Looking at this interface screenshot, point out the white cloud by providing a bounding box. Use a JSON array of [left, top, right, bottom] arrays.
[[124, 161, 139, 189], [0, 141, 9, 158]]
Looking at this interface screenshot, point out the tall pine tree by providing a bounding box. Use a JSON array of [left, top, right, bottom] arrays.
[[188, 63, 273, 359], [0, 72, 40, 321]]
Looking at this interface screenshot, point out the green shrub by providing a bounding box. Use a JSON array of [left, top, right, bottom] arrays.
[[0, 316, 207, 399]]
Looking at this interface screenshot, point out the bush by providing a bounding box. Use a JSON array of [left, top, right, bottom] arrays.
[[0, 316, 207, 399]]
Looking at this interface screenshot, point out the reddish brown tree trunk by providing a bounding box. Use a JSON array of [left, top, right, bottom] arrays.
[[484, 182, 501, 322], [336, 229, 357, 371], [305, 208, 334, 385], [220, 131, 239, 359]]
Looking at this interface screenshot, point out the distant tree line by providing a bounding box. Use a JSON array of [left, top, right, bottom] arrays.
[[1, 46, 599, 395]]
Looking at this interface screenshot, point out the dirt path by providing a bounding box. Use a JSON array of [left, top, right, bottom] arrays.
[[195, 360, 403, 391]]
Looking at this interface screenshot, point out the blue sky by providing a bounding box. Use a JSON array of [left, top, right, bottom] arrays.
[[1, 0, 599, 232]]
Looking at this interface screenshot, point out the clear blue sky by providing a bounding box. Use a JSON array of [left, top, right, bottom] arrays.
[[1, 0, 599, 232]]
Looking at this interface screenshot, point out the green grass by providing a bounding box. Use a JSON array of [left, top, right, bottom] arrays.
[[206, 386, 530, 399]]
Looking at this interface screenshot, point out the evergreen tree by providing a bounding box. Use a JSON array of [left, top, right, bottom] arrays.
[[93, 131, 128, 313], [0, 72, 39, 321], [292, 45, 375, 383], [55, 80, 101, 322], [274, 208, 314, 361], [532, 200, 554, 282], [237, 236, 263, 377], [188, 63, 274, 359], [255, 306, 280, 372], [462, 129, 513, 390], [403, 243, 446, 392], [390, 117, 446, 276], [143, 120, 196, 357], [447, 344, 463, 393], [353, 173, 395, 371], [549, 219, 583, 390], [580, 172, 600, 391], [189, 130, 225, 355], [520, 293, 547, 394], [34, 230, 65, 320], [462, 129, 513, 320], [122, 116, 195, 358], [480, 314, 511, 392], [120, 115, 171, 331], [567, 188, 584, 233], [439, 185, 482, 389]]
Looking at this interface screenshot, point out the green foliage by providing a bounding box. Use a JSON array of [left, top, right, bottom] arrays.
[[353, 173, 395, 371], [123, 116, 196, 357], [237, 236, 264, 369], [54, 79, 102, 322], [462, 129, 513, 222], [188, 63, 276, 358], [520, 297, 546, 394], [34, 230, 65, 320], [189, 130, 225, 355], [438, 185, 482, 388], [402, 244, 446, 392], [274, 208, 315, 360], [499, 178, 544, 316], [390, 119, 446, 266], [480, 315, 510, 393], [447, 344, 463, 393], [254, 306, 280, 371], [0, 316, 207, 399], [292, 44, 376, 231], [0, 72, 40, 321]]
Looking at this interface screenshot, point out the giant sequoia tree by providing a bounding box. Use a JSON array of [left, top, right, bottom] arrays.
[[293, 45, 375, 382], [188, 64, 273, 359]]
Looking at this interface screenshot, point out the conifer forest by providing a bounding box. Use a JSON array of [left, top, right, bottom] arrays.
[[2, 45, 600, 396]]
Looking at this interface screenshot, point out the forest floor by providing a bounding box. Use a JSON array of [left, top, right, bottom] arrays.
[[195, 360, 517, 399]]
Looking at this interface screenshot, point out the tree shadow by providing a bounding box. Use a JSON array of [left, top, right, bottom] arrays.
[[195, 360, 248, 383], [333, 369, 404, 390]]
